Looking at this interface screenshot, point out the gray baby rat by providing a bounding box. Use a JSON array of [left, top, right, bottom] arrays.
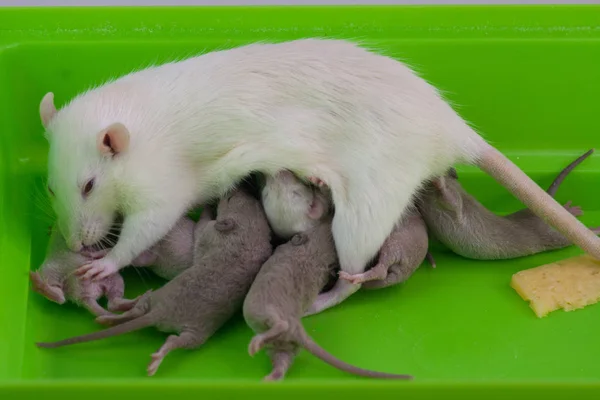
[[36, 187, 273, 376], [342, 207, 435, 290], [129, 214, 202, 280], [262, 170, 433, 292], [417, 149, 600, 260], [30, 226, 134, 316], [243, 219, 412, 381]]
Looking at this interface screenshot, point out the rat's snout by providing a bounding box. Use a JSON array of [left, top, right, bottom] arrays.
[[68, 239, 83, 252]]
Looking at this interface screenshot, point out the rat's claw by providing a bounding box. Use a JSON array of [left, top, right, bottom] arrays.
[[147, 353, 164, 377], [564, 200, 583, 217], [76, 258, 119, 281], [338, 271, 365, 285], [248, 336, 265, 357], [307, 176, 326, 188]]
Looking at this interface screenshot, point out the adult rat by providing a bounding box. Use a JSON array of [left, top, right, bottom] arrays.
[[418, 149, 600, 260], [36, 187, 273, 376], [39, 39, 600, 315]]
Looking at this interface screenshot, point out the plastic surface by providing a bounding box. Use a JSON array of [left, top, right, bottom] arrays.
[[1, 5, 600, 399]]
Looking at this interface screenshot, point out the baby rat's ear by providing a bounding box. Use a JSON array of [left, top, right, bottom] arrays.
[[40, 92, 57, 129], [307, 193, 327, 220], [97, 123, 130, 157]]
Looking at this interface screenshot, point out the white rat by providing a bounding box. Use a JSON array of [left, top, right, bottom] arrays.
[[39, 38, 600, 315]]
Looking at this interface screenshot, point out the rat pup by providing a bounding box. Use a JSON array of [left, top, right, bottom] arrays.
[[244, 220, 412, 381], [261, 170, 433, 307], [30, 226, 133, 316], [129, 214, 202, 280], [418, 149, 600, 260], [36, 187, 273, 376], [40, 39, 600, 316]]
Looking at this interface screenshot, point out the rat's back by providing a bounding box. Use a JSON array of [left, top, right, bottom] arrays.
[[246, 220, 337, 320]]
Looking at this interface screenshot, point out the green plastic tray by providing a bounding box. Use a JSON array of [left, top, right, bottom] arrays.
[[1, 5, 600, 399]]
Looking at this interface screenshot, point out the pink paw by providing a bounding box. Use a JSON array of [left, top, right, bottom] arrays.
[[147, 353, 164, 376], [564, 200, 583, 217], [307, 176, 327, 188], [339, 271, 366, 285], [248, 335, 266, 357], [76, 258, 119, 281]]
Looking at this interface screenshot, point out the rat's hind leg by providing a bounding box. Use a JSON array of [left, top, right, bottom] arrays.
[[249, 320, 289, 356], [264, 349, 295, 381], [81, 298, 112, 317], [103, 273, 137, 312], [147, 331, 203, 376], [309, 183, 415, 314], [339, 262, 389, 285]]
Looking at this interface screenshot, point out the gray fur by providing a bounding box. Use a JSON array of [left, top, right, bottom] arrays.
[[36, 188, 273, 376], [30, 227, 133, 316], [354, 207, 434, 290], [418, 149, 600, 260], [130, 214, 202, 280], [244, 222, 412, 380]]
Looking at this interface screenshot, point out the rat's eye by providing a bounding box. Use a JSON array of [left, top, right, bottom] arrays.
[[47, 186, 54, 196], [82, 178, 95, 197]]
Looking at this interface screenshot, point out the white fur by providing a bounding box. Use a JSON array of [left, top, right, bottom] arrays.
[[43, 38, 599, 310], [261, 170, 329, 239]]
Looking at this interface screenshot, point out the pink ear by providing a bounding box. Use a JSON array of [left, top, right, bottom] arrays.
[[39, 92, 57, 129], [96, 123, 130, 157], [308, 197, 326, 220]]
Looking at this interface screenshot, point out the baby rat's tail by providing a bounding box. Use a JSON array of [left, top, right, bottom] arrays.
[[546, 149, 594, 197], [296, 322, 413, 380], [36, 314, 155, 348]]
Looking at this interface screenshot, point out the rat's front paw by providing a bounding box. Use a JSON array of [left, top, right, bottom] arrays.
[[76, 258, 119, 281], [307, 176, 327, 188], [339, 271, 367, 285]]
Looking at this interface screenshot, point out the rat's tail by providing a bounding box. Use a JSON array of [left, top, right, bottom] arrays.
[[296, 322, 412, 380], [546, 149, 594, 197], [36, 314, 155, 348], [473, 142, 600, 259]]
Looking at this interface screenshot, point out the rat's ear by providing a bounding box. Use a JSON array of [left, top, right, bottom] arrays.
[[97, 123, 130, 157], [40, 92, 57, 129], [447, 167, 459, 180], [215, 218, 236, 232], [307, 193, 327, 220]]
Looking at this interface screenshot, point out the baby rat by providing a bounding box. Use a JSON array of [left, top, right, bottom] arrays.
[[262, 170, 433, 303], [341, 207, 434, 289], [418, 149, 600, 260], [36, 187, 273, 376], [243, 220, 412, 381], [40, 39, 600, 316], [129, 214, 201, 280], [30, 226, 134, 316]]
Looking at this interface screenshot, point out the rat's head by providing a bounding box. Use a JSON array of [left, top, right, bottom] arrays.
[[40, 92, 129, 251], [215, 187, 263, 228], [261, 170, 330, 239]]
